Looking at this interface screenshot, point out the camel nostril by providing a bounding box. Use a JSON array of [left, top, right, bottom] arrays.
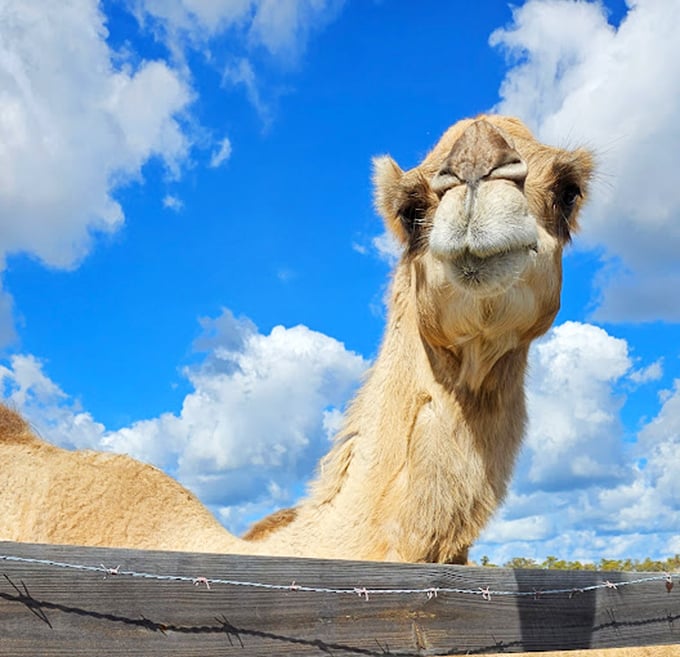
[[487, 158, 528, 184], [432, 167, 462, 193]]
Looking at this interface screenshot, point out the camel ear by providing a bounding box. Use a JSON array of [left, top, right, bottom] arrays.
[[572, 147, 595, 185], [569, 148, 595, 236], [372, 155, 409, 244]]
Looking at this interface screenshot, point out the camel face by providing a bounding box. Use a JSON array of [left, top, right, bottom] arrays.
[[375, 117, 592, 291]]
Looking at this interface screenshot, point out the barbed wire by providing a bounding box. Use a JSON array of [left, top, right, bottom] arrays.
[[1, 552, 676, 602]]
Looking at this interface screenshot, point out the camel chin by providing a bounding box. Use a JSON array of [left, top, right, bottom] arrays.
[[443, 246, 536, 297]]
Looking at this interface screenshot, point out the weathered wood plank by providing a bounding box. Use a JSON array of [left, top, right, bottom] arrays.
[[0, 541, 677, 655]]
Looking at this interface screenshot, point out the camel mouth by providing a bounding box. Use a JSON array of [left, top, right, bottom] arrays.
[[427, 177, 540, 297], [445, 244, 537, 295]]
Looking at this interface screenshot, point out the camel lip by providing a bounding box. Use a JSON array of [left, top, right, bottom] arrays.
[[436, 241, 538, 265], [443, 244, 537, 294]]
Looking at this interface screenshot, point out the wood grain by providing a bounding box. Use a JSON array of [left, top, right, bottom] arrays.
[[0, 541, 677, 655]]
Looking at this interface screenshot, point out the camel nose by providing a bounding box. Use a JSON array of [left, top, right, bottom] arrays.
[[432, 120, 527, 190]]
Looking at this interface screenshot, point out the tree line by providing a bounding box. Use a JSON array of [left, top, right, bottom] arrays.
[[480, 554, 680, 572]]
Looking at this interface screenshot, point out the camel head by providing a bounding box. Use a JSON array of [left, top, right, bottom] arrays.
[[373, 115, 594, 389]]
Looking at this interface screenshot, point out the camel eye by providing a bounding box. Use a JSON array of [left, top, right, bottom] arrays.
[[550, 177, 583, 243], [398, 202, 425, 233], [391, 172, 438, 251], [557, 183, 581, 214]]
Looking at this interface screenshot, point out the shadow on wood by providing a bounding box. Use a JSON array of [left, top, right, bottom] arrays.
[[515, 568, 598, 651]]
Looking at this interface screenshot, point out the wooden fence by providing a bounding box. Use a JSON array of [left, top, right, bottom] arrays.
[[0, 540, 678, 655]]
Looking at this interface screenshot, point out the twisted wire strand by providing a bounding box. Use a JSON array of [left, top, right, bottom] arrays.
[[0, 553, 673, 601]]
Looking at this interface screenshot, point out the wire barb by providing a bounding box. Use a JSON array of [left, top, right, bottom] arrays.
[[193, 576, 211, 590], [354, 586, 370, 602], [100, 564, 121, 577]]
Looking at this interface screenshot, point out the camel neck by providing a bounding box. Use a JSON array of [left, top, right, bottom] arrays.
[[293, 264, 530, 561], [366, 268, 529, 457]]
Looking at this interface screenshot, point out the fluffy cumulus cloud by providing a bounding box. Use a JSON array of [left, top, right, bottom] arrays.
[[1, 310, 366, 534], [491, 0, 680, 321], [0, 0, 192, 272], [473, 321, 680, 565], [105, 309, 367, 523], [522, 321, 631, 490], [626, 381, 680, 528]]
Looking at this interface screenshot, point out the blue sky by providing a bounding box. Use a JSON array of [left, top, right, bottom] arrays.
[[1, 0, 679, 564]]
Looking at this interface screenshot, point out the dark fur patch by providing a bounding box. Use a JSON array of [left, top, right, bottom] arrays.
[[0, 404, 35, 444], [396, 172, 438, 256], [242, 507, 298, 541], [548, 155, 591, 243]]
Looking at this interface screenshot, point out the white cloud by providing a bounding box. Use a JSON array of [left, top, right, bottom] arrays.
[[134, 0, 344, 61], [371, 231, 403, 266], [491, 0, 680, 321], [142, 310, 367, 512], [163, 194, 184, 211], [247, 0, 345, 61], [629, 358, 663, 384], [476, 527, 678, 567], [0, 354, 106, 450], [131, 0, 252, 37], [353, 230, 404, 266], [522, 321, 631, 490], [633, 379, 680, 509], [482, 513, 552, 544], [134, 1, 345, 126], [209, 136, 232, 167], [474, 323, 680, 565], [222, 57, 272, 125], [0, 0, 192, 270], [1, 310, 367, 534]]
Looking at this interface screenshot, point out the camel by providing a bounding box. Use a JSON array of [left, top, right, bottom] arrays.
[[0, 115, 594, 564]]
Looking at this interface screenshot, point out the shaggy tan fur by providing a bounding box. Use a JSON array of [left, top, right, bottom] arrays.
[[0, 115, 594, 564]]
